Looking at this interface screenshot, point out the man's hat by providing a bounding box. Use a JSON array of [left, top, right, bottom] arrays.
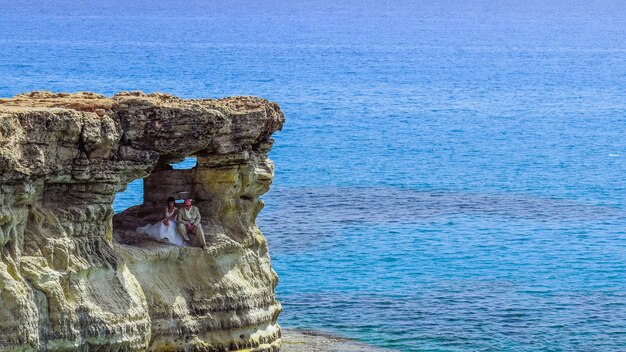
[[184, 199, 192, 206]]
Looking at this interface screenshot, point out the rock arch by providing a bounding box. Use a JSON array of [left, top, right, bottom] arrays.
[[0, 91, 284, 351]]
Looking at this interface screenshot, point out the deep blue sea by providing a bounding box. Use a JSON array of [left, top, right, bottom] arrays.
[[2, 1, 626, 351]]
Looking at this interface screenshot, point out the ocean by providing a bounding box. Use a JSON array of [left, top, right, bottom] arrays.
[[1, 1, 625, 350]]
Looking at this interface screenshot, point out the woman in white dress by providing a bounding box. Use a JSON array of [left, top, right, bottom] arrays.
[[137, 197, 186, 246]]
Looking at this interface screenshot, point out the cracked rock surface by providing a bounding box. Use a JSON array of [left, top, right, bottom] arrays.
[[0, 91, 284, 351]]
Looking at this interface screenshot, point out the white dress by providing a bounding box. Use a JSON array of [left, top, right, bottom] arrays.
[[136, 208, 186, 246]]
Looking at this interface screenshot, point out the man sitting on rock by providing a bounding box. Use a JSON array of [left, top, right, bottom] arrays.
[[176, 199, 208, 250]]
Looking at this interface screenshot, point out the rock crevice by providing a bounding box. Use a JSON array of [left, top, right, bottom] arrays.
[[0, 91, 284, 351]]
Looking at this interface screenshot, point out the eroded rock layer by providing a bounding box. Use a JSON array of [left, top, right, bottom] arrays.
[[0, 91, 284, 351]]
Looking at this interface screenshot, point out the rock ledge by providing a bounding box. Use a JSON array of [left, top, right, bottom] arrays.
[[0, 91, 284, 351]]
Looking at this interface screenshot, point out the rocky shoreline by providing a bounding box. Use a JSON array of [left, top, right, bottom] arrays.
[[281, 329, 394, 352], [0, 91, 284, 351]]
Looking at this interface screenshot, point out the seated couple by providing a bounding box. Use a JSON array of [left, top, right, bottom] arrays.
[[137, 197, 208, 250]]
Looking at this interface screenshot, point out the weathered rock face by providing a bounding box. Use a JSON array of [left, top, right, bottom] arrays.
[[0, 91, 284, 351]]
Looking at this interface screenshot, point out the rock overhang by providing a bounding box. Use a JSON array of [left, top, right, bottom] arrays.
[[0, 91, 284, 351]]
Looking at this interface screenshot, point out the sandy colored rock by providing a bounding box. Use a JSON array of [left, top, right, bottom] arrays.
[[0, 91, 284, 351]]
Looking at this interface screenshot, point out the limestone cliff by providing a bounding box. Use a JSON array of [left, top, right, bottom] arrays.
[[0, 91, 284, 351]]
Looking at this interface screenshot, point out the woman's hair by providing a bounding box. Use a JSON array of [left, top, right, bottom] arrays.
[[167, 197, 176, 204]]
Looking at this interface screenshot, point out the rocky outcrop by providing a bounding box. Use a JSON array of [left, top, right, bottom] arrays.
[[0, 91, 284, 351]]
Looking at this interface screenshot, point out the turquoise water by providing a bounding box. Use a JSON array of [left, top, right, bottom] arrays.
[[2, 1, 626, 350]]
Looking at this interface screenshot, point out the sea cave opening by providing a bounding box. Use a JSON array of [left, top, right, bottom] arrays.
[[113, 157, 198, 213], [111, 156, 199, 246]]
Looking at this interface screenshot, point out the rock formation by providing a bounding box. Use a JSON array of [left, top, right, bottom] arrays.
[[0, 91, 284, 351]]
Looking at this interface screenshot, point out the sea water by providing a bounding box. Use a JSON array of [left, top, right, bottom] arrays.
[[1, 1, 625, 351]]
